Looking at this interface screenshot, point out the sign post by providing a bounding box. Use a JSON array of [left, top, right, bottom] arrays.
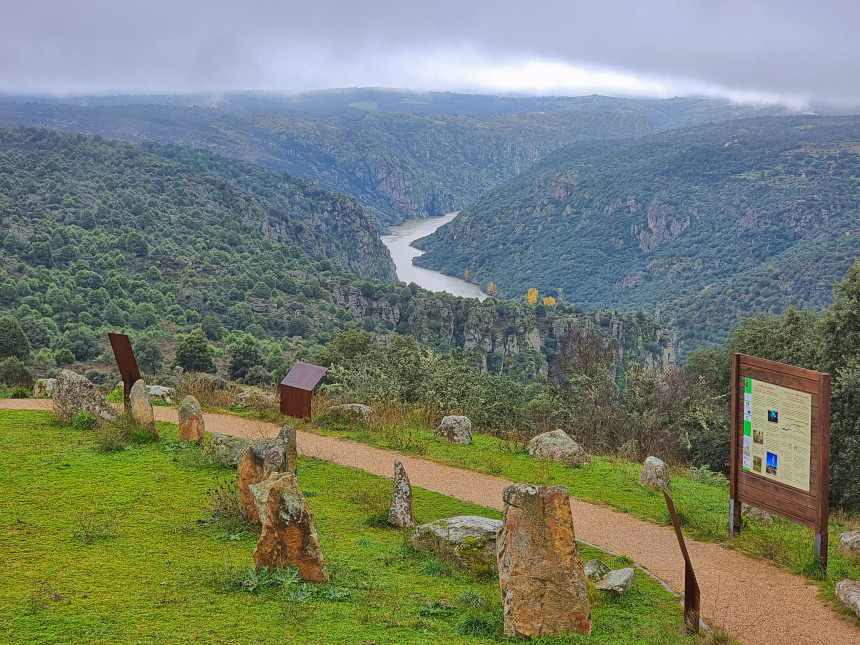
[[108, 333, 141, 411], [663, 490, 700, 635], [729, 354, 831, 566]]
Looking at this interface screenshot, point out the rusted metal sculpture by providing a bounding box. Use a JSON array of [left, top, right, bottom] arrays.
[[663, 490, 700, 635], [108, 333, 141, 410], [280, 362, 327, 419]]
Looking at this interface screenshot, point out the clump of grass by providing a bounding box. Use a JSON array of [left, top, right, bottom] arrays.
[[690, 465, 729, 489], [26, 580, 66, 615], [175, 373, 239, 409], [203, 478, 247, 534], [10, 386, 31, 399], [420, 557, 453, 577], [417, 599, 454, 618], [457, 589, 493, 609], [93, 414, 158, 451], [94, 423, 128, 452], [360, 509, 391, 528], [72, 509, 117, 544], [72, 411, 99, 431], [452, 609, 502, 638]]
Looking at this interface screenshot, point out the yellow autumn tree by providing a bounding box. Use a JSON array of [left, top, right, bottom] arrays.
[[543, 296, 556, 307], [486, 281, 496, 295], [527, 288, 539, 305]]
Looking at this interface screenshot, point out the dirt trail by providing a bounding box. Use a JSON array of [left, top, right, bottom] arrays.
[[4, 399, 857, 644]]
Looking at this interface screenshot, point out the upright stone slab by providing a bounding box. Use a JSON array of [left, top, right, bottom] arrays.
[[53, 369, 118, 424], [178, 395, 205, 443], [497, 483, 592, 638], [436, 415, 472, 444], [278, 424, 298, 474], [129, 379, 156, 433], [238, 439, 288, 522], [640, 456, 671, 490], [388, 459, 416, 528], [250, 472, 329, 582]]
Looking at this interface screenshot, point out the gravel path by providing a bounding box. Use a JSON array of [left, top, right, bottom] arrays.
[[4, 399, 857, 644]]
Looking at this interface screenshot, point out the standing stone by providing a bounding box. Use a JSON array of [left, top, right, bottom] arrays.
[[527, 430, 592, 466], [436, 415, 472, 444], [250, 472, 329, 582], [497, 483, 591, 638], [388, 459, 416, 528], [835, 580, 860, 618], [278, 424, 298, 474], [178, 395, 205, 444], [53, 369, 118, 424], [33, 378, 57, 398], [238, 439, 288, 522], [639, 456, 671, 490], [129, 379, 156, 433]]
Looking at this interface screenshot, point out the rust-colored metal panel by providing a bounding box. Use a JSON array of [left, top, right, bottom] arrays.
[[664, 491, 700, 635], [281, 362, 328, 391], [108, 333, 141, 409], [281, 384, 312, 419]]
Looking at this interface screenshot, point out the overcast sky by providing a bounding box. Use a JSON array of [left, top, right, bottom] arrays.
[[2, 0, 858, 107]]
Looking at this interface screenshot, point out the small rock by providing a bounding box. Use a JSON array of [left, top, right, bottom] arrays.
[[278, 424, 298, 474], [640, 456, 670, 491], [129, 379, 156, 433], [238, 439, 288, 522], [584, 559, 611, 581], [232, 389, 277, 411], [528, 429, 592, 466], [203, 432, 250, 467], [146, 384, 175, 404], [435, 416, 472, 444], [498, 483, 592, 638], [388, 459, 416, 528], [178, 396, 205, 444], [53, 369, 118, 425], [835, 579, 860, 618], [327, 403, 372, 424], [250, 472, 329, 582], [839, 530, 860, 556], [742, 503, 773, 524], [596, 568, 636, 596], [413, 516, 501, 576], [33, 378, 57, 398]]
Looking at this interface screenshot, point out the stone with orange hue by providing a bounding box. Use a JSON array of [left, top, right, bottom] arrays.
[[237, 439, 287, 523], [497, 483, 591, 639], [178, 396, 205, 443], [250, 472, 328, 582]]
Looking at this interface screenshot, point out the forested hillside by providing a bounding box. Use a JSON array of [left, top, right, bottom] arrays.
[[416, 116, 860, 348], [0, 91, 792, 227], [0, 127, 671, 384]]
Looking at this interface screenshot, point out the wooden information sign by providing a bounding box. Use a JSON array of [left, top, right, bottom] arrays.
[[729, 354, 831, 565]]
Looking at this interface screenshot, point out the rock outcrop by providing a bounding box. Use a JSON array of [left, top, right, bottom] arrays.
[[596, 568, 636, 596], [33, 378, 57, 398], [232, 389, 277, 411], [203, 432, 250, 467], [527, 430, 591, 466], [178, 395, 205, 443], [835, 580, 860, 618], [146, 385, 175, 404], [497, 483, 591, 638], [327, 403, 372, 424], [640, 456, 671, 490], [278, 424, 298, 474], [129, 379, 156, 433], [238, 439, 288, 522], [584, 559, 611, 581], [388, 459, 416, 528], [250, 472, 329, 581], [412, 516, 501, 576], [53, 369, 118, 424], [839, 530, 860, 556], [435, 416, 472, 444]]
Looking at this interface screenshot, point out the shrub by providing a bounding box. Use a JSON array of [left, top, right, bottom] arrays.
[[0, 316, 31, 361], [243, 364, 272, 387], [0, 357, 35, 389], [175, 330, 217, 373], [10, 387, 31, 399], [54, 348, 75, 365], [94, 423, 127, 452]]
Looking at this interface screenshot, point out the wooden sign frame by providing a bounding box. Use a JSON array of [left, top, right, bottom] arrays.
[[729, 354, 831, 566]]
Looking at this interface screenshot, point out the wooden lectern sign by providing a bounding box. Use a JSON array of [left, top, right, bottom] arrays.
[[729, 354, 831, 565], [280, 362, 327, 419], [108, 333, 141, 409]]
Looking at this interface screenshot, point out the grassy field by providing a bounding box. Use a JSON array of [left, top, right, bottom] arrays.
[[0, 409, 714, 644]]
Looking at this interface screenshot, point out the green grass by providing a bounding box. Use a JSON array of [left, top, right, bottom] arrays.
[[0, 409, 710, 644], [305, 415, 860, 618]]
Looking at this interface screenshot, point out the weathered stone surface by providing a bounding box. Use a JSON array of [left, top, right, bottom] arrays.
[[528, 430, 592, 467], [835, 579, 860, 618], [178, 395, 205, 443], [388, 459, 416, 528], [413, 516, 501, 576], [584, 559, 611, 581], [742, 503, 773, 524], [596, 568, 636, 596], [839, 530, 860, 556], [435, 415, 472, 444], [278, 424, 298, 474], [498, 484, 591, 638], [53, 369, 118, 424], [232, 389, 277, 410], [129, 379, 156, 433], [250, 472, 328, 582], [327, 403, 372, 424], [33, 378, 57, 398], [639, 456, 671, 490], [147, 384, 175, 403], [238, 439, 288, 523], [203, 432, 250, 467]]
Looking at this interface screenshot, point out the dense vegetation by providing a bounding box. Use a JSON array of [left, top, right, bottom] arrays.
[[417, 116, 860, 348], [0, 91, 793, 226]]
